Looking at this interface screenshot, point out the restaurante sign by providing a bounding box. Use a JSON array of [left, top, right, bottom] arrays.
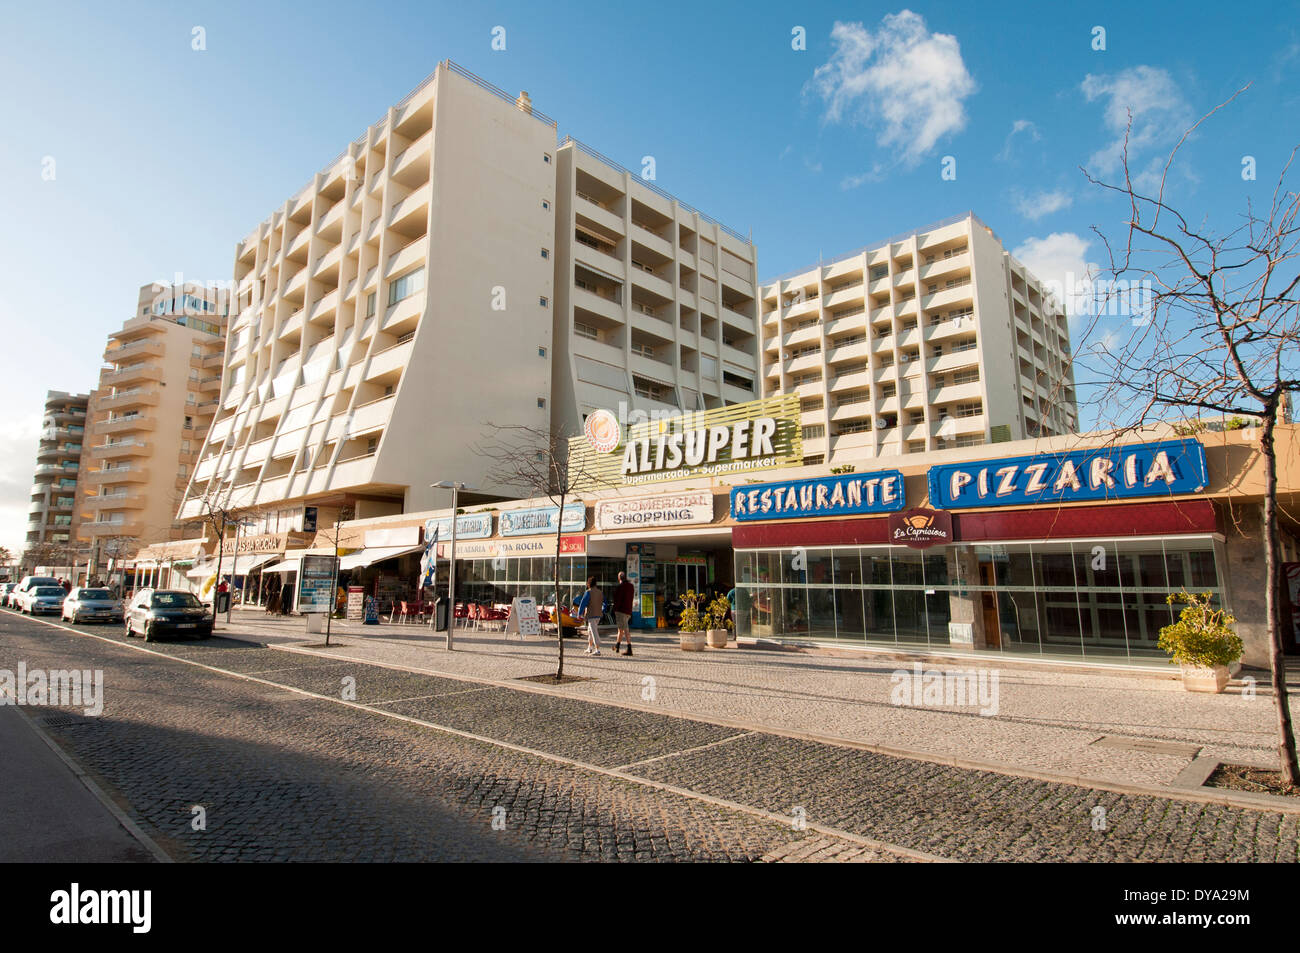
[[730, 470, 906, 521]]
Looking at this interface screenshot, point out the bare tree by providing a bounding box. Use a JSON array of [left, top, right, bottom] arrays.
[[1076, 95, 1300, 786], [474, 422, 616, 680], [189, 488, 249, 623]]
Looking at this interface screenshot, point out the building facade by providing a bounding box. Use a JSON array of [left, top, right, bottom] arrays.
[[25, 390, 90, 568], [551, 137, 760, 432], [181, 61, 560, 527], [759, 213, 1078, 465], [78, 283, 228, 569]]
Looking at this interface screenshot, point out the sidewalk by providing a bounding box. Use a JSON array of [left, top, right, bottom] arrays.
[[0, 707, 161, 862], [216, 609, 1289, 791]]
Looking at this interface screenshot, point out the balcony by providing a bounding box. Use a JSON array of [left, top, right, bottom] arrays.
[[100, 363, 163, 388], [99, 388, 160, 412], [90, 440, 150, 460], [929, 380, 983, 405], [82, 519, 145, 538], [103, 338, 164, 363], [86, 465, 149, 485], [572, 286, 623, 325]]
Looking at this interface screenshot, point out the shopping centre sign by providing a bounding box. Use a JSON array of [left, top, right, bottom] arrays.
[[730, 469, 907, 521], [595, 490, 714, 531], [569, 395, 803, 489], [927, 438, 1209, 510], [498, 503, 586, 537]]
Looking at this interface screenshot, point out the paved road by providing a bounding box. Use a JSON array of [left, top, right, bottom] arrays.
[[2, 608, 1297, 862], [0, 611, 879, 862]]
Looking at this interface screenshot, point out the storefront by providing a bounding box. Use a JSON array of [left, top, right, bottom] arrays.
[[730, 435, 1300, 667]]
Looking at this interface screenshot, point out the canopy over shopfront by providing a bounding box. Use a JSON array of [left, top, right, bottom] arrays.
[[339, 544, 423, 570]]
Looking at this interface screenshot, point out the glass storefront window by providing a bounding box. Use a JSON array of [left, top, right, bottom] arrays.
[[733, 536, 1224, 664]]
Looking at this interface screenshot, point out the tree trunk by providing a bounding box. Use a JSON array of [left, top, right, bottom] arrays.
[[555, 491, 565, 681], [213, 527, 225, 629], [1260, 413, 1300, 787]]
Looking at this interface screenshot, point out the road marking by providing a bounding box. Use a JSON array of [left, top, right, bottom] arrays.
[[612, 731, 755, 772]]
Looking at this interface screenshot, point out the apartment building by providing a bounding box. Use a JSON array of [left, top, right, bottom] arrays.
[[78, 283, 227, 564], [179, 61, 560, 532], [180, 61, 760, 539], [760, 213, 1078, 465], [551, 138, 760, 430], [25, 390, 90, 565]]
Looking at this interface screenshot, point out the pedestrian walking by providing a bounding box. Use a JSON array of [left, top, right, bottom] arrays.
[[612, 570, 635, 656], [279, 581, 293, 615], [576, 576, 603, 656]]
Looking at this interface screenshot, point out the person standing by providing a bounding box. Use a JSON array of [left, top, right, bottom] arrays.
[[576, 576, 603, 656], [612, 570, 635, 656]]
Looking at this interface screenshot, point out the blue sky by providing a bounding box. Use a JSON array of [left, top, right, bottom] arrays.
[[1, 0, 1297, 554]]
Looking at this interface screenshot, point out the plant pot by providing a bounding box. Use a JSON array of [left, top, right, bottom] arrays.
[[707, 628, 729, 648], [679, 630, 706, 652], [1180, 663, 1230, 693]]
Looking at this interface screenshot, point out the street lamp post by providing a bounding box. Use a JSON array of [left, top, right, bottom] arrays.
[[430, 481, 472, 650]]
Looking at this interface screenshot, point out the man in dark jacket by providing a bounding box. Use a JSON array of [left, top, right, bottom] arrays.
[[612, 570, 636, 656]]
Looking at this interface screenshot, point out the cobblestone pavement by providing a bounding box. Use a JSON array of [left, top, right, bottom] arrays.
[[0, 612, 883, 863], [4, 610, 1298, 862], [218, 611, 1287, 788]]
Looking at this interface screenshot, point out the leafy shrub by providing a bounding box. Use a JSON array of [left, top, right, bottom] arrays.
[[678, 589, 704, 633], [1157, 591, 1243, 668]]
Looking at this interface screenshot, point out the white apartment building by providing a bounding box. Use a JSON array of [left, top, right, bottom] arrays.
[[26, 390, 90, 562], [79, 283, 227, 560], [551, 138, 760, 429], [760, 213, 1078, 465], [181, 62, 560, 527], [180, 61, 761, 536]]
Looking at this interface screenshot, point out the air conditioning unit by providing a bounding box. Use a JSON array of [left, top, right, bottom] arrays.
[[874, 418, 888, 429]]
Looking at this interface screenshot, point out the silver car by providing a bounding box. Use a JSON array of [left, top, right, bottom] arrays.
[[62, 586, 125, 624], [22, 585, 67, 616]]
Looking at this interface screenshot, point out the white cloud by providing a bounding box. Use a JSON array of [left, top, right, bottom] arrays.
[[1013, 189, 1073, 221], [1012, 232, 1099, 323], [1080, 65, 1192, 187], [996, 118, 1040, 161], [809, 11, 976, 166]]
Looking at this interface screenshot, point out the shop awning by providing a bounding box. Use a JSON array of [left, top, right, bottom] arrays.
[[186, 562, 215, 580], [262, 558, 301, 575], [339, 543, 423, 571], [227, 552, 280, 573]]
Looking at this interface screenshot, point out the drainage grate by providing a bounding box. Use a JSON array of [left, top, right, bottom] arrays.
[[1091, 735, 1202, 758], [35, 712, 99, 729]]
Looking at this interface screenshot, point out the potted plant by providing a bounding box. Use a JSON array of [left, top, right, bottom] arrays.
[[677, 590, 706, 652], [1157, 591, 1243, 693], [705, 595, 733, 648]]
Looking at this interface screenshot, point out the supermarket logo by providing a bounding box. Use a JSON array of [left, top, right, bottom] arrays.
[[584, 409, 621, 453]]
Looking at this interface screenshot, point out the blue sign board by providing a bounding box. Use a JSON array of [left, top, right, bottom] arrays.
[[927, 438, 1208, 510], [424, 512, 493, 541], [730, 470, 906, 521], [498, 502, 586, 537]]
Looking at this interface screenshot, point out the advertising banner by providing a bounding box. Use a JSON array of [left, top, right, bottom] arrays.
[[424, 512, 493, 541], [927, 438, 1208, 510], [596, 491, 714, 531], [298, 554, 337, 614], [498, 503, 586, 537], [888, 508, 954, 548], [730, 470, 906, 521], [437, 535, 587, 559]]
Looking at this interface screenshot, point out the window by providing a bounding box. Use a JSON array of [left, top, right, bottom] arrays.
[[631, 342, 656, 359], [365, 292, 377, 318], [952, 339, 977, 353], [952, 367, 980, 385], [800, 396, 824, 412], [908, 440, 926, 453], [836, 421, 873, 435], [881, 382, 896, 398], [187, 392, 197, 404], [538, 347, 547, 358], [177, 465, 188, 478], [537, 398, 546, 409], [954, 434, 984, 448], [540, 249, 549, 259], [908, 411, 925, 425], [184, 416, 193, 429], [539, 296, 548, 307], [954, 401, 983, 418], [836, 390, 871, 406], [542, 199, 550, 210], [802, 454, 825, 466], [181, 440, 191, 453], [574, 322, 598, 341], [634, 378, 665, 401], [387, 267, 425, 306], [802, 425, 825, 439], [543, 154, 551, 164]]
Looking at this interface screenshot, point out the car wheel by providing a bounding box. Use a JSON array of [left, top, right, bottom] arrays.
[[124, 619, 134, 638]]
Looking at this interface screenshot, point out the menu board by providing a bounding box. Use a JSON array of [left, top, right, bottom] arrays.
[[506, 596, 541, 637], [346, 586, 365, 623]]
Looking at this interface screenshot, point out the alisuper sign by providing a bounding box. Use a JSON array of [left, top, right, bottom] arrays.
[[731, 470, 906, 521], [927, 438, 1209, 510]]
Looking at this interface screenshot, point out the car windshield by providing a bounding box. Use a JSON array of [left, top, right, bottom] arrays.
[[33, 587, 65, 597], [151, 592, 202, 608], [80, 589, 114, 600]]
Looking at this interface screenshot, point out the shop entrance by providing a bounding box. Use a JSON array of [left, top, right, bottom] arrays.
[[978, 559, 1002, 649]]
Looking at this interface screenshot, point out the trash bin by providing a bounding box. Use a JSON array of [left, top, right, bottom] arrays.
[[215, 591, 231, 614], [433, 596, 449, 632]]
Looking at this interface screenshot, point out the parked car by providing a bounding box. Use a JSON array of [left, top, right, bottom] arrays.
[[10, 575, 61, 609], [125, 589, 213, 642], [0, 583, 15, 605], [20, 585, 67, 616], [62, 586, 125, 624]]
